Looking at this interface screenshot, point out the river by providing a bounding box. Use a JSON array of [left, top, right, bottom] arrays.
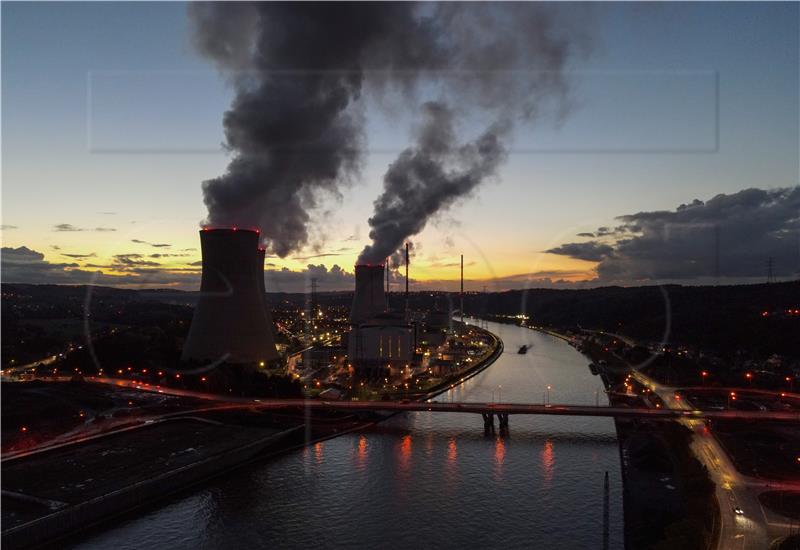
[[73, 320, 624, 550]]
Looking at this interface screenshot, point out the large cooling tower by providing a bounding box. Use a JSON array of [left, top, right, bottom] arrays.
[[182, 228, 279, 364], [349, 264, 387, 324]]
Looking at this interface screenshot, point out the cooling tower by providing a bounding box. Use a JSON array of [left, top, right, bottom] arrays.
[[350, 264, 387, 324], [182, 228, 279, 364]]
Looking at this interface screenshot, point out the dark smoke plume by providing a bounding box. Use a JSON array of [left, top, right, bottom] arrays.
[[189, 2, 442, 257], [190, 3, 586, 258], [356, 3, 586, 263], [360, 102, 509, 263]]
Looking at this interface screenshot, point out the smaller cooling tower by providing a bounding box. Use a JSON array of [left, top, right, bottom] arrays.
[[350, 264, 387, 325], [182, 228, 279, 364]]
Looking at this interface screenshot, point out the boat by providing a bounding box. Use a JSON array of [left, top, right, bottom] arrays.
[[518, 345, 529, 354]]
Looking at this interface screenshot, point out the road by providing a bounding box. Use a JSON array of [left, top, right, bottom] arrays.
[[630, 369, 781, 550]]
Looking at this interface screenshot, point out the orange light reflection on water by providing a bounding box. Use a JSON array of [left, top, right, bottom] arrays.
[[447, 438, 458, 463], [354, 434, 368, 470], [493, 436, 506, 480], [541, 439, 554, 486], [399, 434, 412, 472], [314, 441, 324, 464]]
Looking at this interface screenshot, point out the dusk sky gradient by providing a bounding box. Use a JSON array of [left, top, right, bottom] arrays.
[[2, 2, 798, 292]]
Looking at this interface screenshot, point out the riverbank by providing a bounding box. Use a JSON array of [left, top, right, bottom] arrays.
[[423, 323, 504, 401], [1, 417, 301, 549], [2, 325, 505, 549], [521, 323, 719, 550]]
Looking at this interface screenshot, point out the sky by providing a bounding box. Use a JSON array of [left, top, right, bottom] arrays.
[[2, 2, 798, 292]]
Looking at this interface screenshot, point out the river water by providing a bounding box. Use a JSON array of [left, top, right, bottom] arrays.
[[74, 320, 624, 549]]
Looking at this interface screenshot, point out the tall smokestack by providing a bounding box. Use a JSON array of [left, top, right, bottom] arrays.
[[350, 264, 387, 325], [460, 254, 464, 326], [405, 242, 409, 312], [182, 228, 279, 364]]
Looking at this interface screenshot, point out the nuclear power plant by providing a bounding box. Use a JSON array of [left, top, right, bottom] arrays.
[[349, 264, 387, 324], [182, 228, 279, 365], [348, 262, 413, 375]]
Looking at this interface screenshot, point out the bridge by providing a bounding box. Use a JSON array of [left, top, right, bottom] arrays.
[[165, 397, 800, 432]]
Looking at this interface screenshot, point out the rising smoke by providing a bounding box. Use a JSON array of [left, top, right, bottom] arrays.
[[359, 102, 509, 263], [190, 3, 587, 259]]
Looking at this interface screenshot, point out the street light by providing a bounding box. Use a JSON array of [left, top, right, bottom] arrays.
[[546, 385, 552, 406], [728, 391, 736, 409], [701, 371, 708, 385]]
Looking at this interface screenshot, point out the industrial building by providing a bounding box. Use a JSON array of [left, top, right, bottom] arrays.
[[182, 228, 279, 365], [347, 263, 413, 375]]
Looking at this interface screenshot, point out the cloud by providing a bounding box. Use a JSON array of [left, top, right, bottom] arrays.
[[264, 264, 355, 293], [291, 252, 345, 261], [112, 253, 161, 268], [53, 224, 117, 232], [548, 186, 800, 282], [2, 246, 199, 288], [0, 225, 18, 230], [131, 239, 171, 248], [576, 232, 595, 238], [545, 242, 614, 262], [61, 252, 97, 259], [148, 253, 190, 258]]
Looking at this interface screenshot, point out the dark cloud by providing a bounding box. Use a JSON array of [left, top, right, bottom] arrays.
[[148, 253, 190, 258], [112, 254, 161, 268], [61, 252, 97, 259], [545, 242, 614, 262], [1, 246, 198, 288], [264, 263, 355, 293], [131, 239, 171, 248], [53, 224, 116, 232], [576, 232, 595, 238], [291, 252, 345, 261], [53, 223, 81, 232], [548, 187, 800, 282]]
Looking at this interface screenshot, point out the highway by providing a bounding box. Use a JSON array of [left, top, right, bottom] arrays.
[[629, 369, 785, 550]]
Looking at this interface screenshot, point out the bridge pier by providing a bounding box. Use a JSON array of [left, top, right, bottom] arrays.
[[482, 413, 495, 432], [497, 413, 509, 429]]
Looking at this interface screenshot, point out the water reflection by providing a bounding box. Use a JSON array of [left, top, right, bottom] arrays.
[[494, 436, 506, 480], [355, 434, 368, 470], [541, 439, 555, 487], [314, 441, 324, 465], [72, 320, 624, 550], [447, 438, 458, 463]]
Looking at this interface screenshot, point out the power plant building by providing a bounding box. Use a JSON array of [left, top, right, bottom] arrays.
[[348, 264, 412, 372], [182, 228, 279, 365]]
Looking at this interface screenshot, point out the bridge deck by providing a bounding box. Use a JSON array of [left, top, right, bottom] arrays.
[[245, 399, 800, 422]]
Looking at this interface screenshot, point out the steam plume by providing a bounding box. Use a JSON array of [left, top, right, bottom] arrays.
[[189, 2, 441, 257], [359, 103, 509, 263], [190, 3, 586, 258]]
